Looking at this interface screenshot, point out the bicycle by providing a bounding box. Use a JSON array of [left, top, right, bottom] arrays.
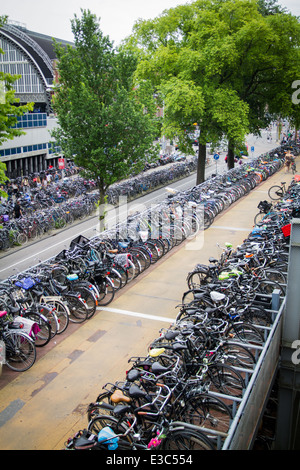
[[85, 381, 217, 451], [268, 181, 287, 200], [66, 415, 215, 450], [0, 310, 36, 372]]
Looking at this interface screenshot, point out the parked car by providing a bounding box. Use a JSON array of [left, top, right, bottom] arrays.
[[158, 154, 173, 165]]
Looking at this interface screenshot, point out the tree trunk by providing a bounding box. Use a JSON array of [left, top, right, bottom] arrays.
[[227, 139, 235, 170], [196, 142, 207, 185], [97, 181, 107, 232]]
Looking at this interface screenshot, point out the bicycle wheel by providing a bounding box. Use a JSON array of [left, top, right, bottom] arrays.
[[113, 264, 128, 288], [254, 211, 266, 225], [226, 321, 264, 344], [17, 232, 28, 245], [42, 299, 70, 335], [97, 277, 115, 306], [23, 311, 52, 347], [73, 285, 97, 319], [4, 330, 36, 372], [66, 295, 88, 323], [242, 305, 273, 327], [264, 269, 287, 285], [268, 185, 283, 200], [108, 268, 123, 291], [87, 415, 133, 449], [160, 428, 215, 450], [256, 279, 285, 297], [187, 270, 208, 289], [221, 341, 257, 369], [39, 305, 58, 338], [181, 393, 232, 434], [207, 363, 245, 398]]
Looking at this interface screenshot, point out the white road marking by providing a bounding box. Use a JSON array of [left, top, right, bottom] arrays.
[[99, 306, 175, 324], [212, 226, 251, 231]]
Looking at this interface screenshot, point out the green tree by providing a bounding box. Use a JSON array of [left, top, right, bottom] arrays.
[[52, 9, 159, 210], [130, 0, 300, 181], [0, 15, 34, 194]]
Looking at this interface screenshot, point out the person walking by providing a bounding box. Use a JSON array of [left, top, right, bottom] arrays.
[[285, 150, 293, 173], [13, 200, 22, 219]]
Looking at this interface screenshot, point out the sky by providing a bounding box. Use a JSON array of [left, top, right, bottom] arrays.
[[1, 0, 300, 46]]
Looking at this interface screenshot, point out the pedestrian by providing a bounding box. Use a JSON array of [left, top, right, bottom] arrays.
[[13, 200, 22, 219], [285, 150, 293, 173]]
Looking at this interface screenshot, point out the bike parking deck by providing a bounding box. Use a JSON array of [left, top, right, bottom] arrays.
[[0, 159, 298, 450]]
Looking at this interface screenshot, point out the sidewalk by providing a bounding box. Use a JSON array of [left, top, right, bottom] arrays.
[[0, 160, 297, 450]]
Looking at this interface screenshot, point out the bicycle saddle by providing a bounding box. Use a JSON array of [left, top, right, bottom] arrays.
[[151, 361, 172, 375], [210, 291, 226, 302], [110, 389, 131, 403], [128, 384, 149, 399], [126, 369, 141, 382], [164, 330, 180, 340]]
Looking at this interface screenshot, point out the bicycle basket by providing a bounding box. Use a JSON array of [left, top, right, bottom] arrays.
[[257, 200, 272, 213], [281, 224, 291, 237], [70, 235, 90, 250], [14, 277, 36, 290], [114, 253, 132, 268]]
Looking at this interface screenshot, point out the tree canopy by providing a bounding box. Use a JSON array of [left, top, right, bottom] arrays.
[[52, 9, 160, 206], [129, 0, 300, 181]]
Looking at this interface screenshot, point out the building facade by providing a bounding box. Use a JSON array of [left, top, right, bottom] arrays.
[[0, 21, 73, 178]]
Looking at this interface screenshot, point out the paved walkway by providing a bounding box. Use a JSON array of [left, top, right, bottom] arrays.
[[0, 160, 297, 450]]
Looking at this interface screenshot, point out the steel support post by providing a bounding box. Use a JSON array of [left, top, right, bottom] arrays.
[[275, 218, 300, 450]]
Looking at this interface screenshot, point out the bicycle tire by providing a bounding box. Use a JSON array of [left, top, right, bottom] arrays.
[[187, 269, 208, 289], [256, 279, 285, 297], [66, 295, 88, 323], [112, 263, 128, 287], [4, 330, 36, 372], [42, 299, 70, 335], [73, 285, 97, 319], [181, 392, 232, 434], [221, 341, 257, 369], [87, 415, 133, 449], [22, 311, 52, 347], [268, 185, 284, 200], [226, 321, 264, 344], [207, 362, 245, 398], [40, 305, 58, 338], [254, 211, 266, 225], [242, 305, 273, 327], [97, 277, 115, 306], [160, 427, 215, 450]]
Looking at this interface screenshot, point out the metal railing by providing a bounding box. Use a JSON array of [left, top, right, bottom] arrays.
[[221, 290, 284, 449]]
